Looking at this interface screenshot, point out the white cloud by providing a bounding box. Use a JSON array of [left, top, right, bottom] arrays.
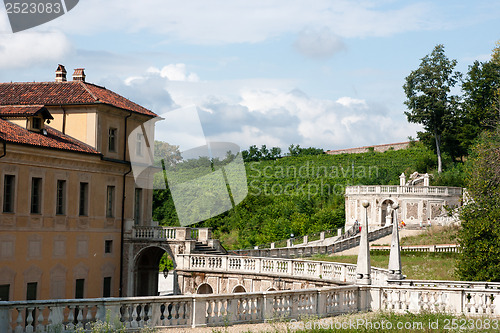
[[147, 64, 199, 82], [0, 31, 72, 68], [108, 66, 419, 151], [294, 27, 345, 58], [46, 0, 436, 43]]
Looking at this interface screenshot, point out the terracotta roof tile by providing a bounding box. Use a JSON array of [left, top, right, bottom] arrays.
[[0, 81, 156, 117], [0, 119, 100, 155], [0, 105, 53, 119]]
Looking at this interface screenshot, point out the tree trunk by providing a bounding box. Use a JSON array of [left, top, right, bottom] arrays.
[[434, 132, 442, 173]]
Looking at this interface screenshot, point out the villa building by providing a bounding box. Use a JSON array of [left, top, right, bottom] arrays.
[[0, 65, 157, 301], [345, 172, 463, 229]]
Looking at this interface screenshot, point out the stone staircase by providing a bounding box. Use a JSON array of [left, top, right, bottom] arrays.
[[192, 241, 227, 255]]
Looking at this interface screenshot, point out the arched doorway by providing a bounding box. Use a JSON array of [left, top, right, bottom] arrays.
[[134, 246, 174, 296], [197, 283, 213, 294], [232, 285, 246, 293], [381, 199, 394, 226]]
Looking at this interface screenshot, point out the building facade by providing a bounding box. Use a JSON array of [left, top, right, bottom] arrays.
[[345, 173, 463, 229], [0, 66, 157, 301]]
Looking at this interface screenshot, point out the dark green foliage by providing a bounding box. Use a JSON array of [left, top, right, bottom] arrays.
[[458, 127, 500, 281], [403, 44, 462, 173], [153, 143, 450, 249]]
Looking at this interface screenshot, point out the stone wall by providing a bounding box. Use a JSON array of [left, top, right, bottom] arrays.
[[326, 141, 411, 155]]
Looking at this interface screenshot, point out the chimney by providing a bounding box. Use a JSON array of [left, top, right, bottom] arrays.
[[55, 64, 67, 82], [73, 68, 86, 82]]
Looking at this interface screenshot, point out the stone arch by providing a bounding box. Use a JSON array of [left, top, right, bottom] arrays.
[[197, 283, 214, 294], [380, 198, 395, 226], [266, 287, 276, 292], [133, 245, 174, 297], [232, 285, 246, 293]]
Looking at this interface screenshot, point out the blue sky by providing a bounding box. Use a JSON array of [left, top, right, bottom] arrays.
[[1, 0, 499, 152]]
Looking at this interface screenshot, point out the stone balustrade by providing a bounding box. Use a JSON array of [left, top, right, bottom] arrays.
[[387, 279, 500, 290], [346, 185, 462, 196], [372, 244, 460, 253], [129, 226, 211, 242], [176, 254, 390, 286], [3, 283, 500, 332], [0, 286, 360, 332], [376, 285, 500, 316], [231, 225, 392, 258]]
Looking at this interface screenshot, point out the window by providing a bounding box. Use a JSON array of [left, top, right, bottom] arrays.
[[75, 279, 84, 299], [103, 277, 111, 297], [108, 128, 117, 152], [32, 117, 42, 130], [134, 188, 142, 225], [26, 282, 37, 300], [3, 174, 15, 213], [56, 180, 66, 215], [79, 182, 88, 216], [30, 177, 42, 214], [136, 133, 143, 156], [0, 284, 9, 301], [104, 240, 113, 254], [106, 186, 115, 218]]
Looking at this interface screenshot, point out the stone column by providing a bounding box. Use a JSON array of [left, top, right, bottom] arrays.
[[423, 173, 430, 187], [399, 172, 406, 186], [356, 200, 371, 285], [388, 202, 403, 280]]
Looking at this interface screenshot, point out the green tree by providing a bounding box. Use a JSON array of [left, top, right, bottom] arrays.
[[461, 59, 500, 152], [457, 126, 500, 281], [403, 44, 462, 173]]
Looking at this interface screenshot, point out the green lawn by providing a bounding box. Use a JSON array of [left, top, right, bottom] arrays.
[[313, 251, 458, 281]]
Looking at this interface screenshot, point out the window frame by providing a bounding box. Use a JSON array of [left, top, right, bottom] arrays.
[[3, 174, 15, 213], [108, 128, 117, 153], [79, 182, 89, 216], [30, 177, 42, 214], [106, 185, 115, 218], [56, 179, 66, 215]]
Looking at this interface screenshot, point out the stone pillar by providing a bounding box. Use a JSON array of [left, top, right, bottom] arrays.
[[356, 200, 371, 285], [423, 173, 430, 187], [388, 202, 403, 280], [399, 173, 406, 186]]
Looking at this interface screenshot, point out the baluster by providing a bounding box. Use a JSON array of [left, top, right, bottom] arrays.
[[26, 307, 34, 333], [85, 305, 93, 329], [130, 304, 138, 328], [122, 304, 131, 328], [137, 304, 145, 327], [172, 303, 179, 326], [36, 307, 45, 332], [76, 306, 84, 328], [66, 306, 75, 330], [207, 300, 213, 324], [15, 308, 23, 333], [178, 301, 185, 325]]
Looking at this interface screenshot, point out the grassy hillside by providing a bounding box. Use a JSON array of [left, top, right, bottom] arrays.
[[153, 142, 464, 249]]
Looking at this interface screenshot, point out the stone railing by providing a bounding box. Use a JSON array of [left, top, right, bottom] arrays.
[[0, 286, 359, 332], [231, 225, 392, 258], [346, 185, 463, 196], [387, 279, 500, 290], [4, 283, 500, 332], [129, 226, 212, 242], [372, 244, 460, 253], [374, 284, 500, 316], [176, 254, 390, 286]]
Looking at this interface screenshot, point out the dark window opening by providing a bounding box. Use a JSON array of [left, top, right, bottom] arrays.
[[104, 240, 113, 254], [79, 182, 88, 216], [56, 180, 66, 215], [103, 277, 111, 297], [31, 177, 42, 214], [3, 174, 15, 213], [0, 284, 10, 301], [75, 279, 84, 299]]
